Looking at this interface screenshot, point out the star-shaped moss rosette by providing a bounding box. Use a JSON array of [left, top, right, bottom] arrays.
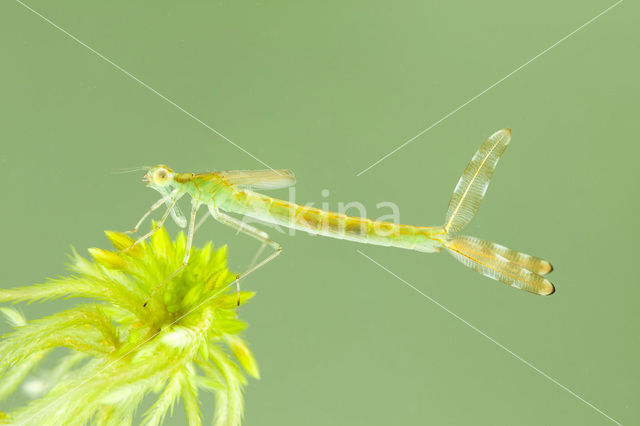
[[0, 227, 259, 426]]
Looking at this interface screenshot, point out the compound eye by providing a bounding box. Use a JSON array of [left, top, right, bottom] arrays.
[[153, 168, 170, 184]]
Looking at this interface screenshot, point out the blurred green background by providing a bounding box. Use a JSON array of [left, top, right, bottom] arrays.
[[1, 0, 638, 424]]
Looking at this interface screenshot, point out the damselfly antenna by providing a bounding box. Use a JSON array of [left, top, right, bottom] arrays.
[[111, 166, 151, 174]]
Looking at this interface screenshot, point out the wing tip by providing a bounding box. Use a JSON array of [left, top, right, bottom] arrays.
[[540, 280, 555, 296], [490, 128, 512, 145]]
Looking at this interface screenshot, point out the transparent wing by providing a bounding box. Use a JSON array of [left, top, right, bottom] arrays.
[[217, 169, 296, 190], [444, 129, 512, 233], [445, 235, 555, 295]]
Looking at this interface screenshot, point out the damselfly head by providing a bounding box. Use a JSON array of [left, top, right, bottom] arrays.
[[145, 165, 174, 187]]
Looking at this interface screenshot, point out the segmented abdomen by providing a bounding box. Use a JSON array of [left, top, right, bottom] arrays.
[[230, 190, 443, 253]]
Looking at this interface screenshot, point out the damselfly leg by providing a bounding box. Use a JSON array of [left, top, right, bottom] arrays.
[[143, 204, 200, 306], [209, 207, 282, 305]]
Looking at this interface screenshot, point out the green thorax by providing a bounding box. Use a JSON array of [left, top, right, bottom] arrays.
[[173, 172, 234, 207]]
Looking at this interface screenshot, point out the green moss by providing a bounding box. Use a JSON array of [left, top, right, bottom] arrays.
[[0, 227, 258, 425]]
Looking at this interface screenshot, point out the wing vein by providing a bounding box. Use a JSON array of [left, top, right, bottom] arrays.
[[444, 132, 506, 232]]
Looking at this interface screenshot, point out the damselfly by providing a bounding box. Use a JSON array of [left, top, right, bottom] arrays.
[[125, 129, 555, 303]]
